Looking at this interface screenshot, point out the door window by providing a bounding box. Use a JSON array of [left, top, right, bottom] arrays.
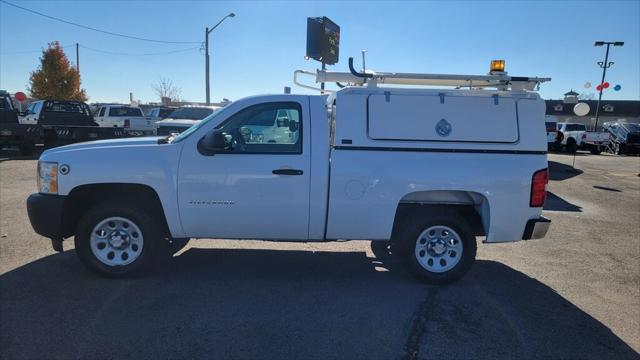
[[215, 102, 302, 154], [33, 102, 43, 115], [99, 107, 106, 117]]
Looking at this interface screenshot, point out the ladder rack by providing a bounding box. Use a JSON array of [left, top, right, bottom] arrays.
[[294, 57, 551, 92]]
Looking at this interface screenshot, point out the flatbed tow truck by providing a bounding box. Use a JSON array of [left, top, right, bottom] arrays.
[[0, 91, 127, 155]]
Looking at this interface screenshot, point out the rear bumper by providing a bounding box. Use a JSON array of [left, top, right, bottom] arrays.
[[27, 193, 65, 248], [522, 216, 551, 240]]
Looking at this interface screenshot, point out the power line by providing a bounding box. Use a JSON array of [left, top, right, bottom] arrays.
[[0, 0, 201, 44], [0, 45, 199, 56], [80, 45, 200, 56], [0, 47, 70, 55]]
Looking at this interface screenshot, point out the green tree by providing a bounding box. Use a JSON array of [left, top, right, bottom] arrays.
[[28, 41, 87, 101]]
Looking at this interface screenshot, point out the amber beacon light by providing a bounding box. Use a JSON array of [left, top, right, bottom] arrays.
[[490, 60, 505, 73]]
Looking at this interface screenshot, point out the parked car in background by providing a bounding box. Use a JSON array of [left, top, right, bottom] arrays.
[[557, 122, 609, 154], [155, 106, 219, 136], [147, 107, 177, 121], [94, 105, 155, 135], [0, 90, 42, 155], [603, 121, 640, 155]]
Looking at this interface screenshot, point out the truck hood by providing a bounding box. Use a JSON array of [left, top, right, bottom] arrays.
[[42, 136, 162, 155]]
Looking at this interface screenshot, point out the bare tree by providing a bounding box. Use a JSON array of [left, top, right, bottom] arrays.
[[152, 77, 181, 102]]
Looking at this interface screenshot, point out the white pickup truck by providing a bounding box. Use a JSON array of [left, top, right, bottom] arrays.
[[26, 60, 551, 284], [557, 122, 610, 154], [95, 105, 155, 135]]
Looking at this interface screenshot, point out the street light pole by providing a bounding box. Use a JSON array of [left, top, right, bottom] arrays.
[[593, 41, 624, 130], [205, 13, 235, 105]]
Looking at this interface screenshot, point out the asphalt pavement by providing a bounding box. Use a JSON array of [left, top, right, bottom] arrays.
[[0, 151, 638, 359]]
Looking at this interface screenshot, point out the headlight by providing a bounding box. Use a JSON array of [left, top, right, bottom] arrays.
[[38, 161, 58, 194]]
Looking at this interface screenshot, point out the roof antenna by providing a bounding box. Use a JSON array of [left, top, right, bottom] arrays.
[[361, 50, 367, 84]]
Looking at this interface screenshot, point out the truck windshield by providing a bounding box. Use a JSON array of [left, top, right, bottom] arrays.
[[108, 107, 143, 117], [623, 123, 640, 132], [565, 124, 586, 131], [44, 101, 87, 114], [158, 108, 175, 118], [168, 107, 214, 120], [170, 105, 232, 143]]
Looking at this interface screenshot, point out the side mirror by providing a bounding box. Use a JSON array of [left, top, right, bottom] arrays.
[[289, 120, 299, 133], [198, 130, 230, 156]]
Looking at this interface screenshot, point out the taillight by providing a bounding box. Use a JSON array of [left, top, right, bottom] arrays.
[[530, 168, 548, 207], [546, 127, 556, 133], [124, 119, 130, 128]]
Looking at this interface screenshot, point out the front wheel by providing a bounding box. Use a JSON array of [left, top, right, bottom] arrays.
[[395, 208, 477, 284], [75, 201, 161, 276]]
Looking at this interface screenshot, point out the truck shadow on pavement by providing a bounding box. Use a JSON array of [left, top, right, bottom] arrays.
[[548, 160, 584, 181], [1, 248, 637, 360], [544, 191, 582, 212]]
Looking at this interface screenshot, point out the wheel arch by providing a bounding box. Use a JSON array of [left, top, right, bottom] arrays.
[[391, 190, 490, 240], [62, 183, 170, 239]]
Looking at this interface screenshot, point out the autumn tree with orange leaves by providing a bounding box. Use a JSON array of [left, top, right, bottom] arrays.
[[28, 42, 87, 101]]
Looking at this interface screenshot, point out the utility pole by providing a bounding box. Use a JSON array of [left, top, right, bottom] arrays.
[[205, 13, 235, 105], [205, 28, 209, 104], [76, 42, 79, 72], [76, 42, 80, 93], [593, 41, 624, 130]]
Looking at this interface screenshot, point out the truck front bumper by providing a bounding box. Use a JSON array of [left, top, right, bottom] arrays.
[[27, 193, 65, 251], [522, 216, 551, 240]]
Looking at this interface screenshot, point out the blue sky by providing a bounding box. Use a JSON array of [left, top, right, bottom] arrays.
[[1, 0, 638, 104]]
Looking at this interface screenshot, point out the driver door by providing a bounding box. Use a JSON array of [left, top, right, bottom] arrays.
[[177, 99, 311, 240]]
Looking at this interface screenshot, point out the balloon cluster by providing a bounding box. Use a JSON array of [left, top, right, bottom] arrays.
[[594, 82, 622, 92]]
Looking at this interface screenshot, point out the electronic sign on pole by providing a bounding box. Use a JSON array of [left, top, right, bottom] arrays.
[[306, 16, 340, 65]]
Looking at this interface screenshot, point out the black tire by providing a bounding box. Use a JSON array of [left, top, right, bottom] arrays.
[[590, 148, 602, 155], [74, 201, 161, 277], [394, 207, 477, 285], [566, 138, 577, 154]]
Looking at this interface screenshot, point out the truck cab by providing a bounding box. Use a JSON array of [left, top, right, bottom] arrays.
[[26, 60, 551, 284]]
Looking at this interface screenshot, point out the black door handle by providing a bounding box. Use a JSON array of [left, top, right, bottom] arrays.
[[272, 169, 303, 176]]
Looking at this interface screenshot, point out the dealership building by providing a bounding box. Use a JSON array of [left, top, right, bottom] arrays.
[[545, 91, 640, 129]]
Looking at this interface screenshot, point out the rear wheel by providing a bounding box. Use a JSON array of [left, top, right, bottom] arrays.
[[75, 201, 160, 276], [394, 208, 476, 284], [590, 148, 602, 155]]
